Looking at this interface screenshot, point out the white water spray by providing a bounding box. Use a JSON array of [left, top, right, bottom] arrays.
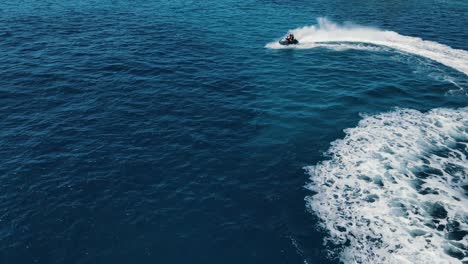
[[305, 107, 468, 264], [266, 18, 468, 75]]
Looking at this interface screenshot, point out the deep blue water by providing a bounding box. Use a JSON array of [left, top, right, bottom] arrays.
[[0, 0, 467, 263]]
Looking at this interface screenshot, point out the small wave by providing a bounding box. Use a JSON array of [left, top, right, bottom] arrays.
[[266, 18, 468, 75], [305, 107, 468, 264], [316, 43, 386, 52]]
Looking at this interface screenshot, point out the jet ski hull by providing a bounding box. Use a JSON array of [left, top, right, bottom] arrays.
[[279, 39, 298, 45]]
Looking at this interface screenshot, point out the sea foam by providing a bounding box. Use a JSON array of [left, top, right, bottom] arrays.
[[266, 18, 468, 76], [305, 107, 468, 264]]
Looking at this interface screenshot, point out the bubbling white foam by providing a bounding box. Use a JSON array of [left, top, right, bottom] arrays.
[[266, 18, 468, 75], [305, 107, 468, 264]]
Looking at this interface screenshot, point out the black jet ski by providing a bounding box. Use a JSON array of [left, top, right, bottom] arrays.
[[279, 39, 299, 45]]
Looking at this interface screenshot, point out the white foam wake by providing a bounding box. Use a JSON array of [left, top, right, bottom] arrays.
[[305, 107, 468, 264], [266, 18, 468, 75]]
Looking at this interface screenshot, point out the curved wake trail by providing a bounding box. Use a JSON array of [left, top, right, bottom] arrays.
[[266, 18, 468, 75], [305, 107, 468, 264]]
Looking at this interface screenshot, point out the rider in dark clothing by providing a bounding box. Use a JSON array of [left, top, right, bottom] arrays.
[[286, 33, 295, 43]]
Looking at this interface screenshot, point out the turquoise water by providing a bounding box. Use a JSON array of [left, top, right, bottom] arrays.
[[0, 0, 467, 263]]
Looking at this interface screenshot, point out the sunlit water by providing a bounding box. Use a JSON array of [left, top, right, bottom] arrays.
[[0, 0, 466, 263]]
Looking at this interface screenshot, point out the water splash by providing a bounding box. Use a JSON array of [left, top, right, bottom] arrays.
[[305, 107, 468, 264], [266, 18, 468, 75]]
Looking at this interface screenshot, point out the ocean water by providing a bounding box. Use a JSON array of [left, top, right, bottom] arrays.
[[0, 0, 467, 263]]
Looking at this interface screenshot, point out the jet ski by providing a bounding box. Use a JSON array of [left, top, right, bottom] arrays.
[[279, 38, 299, 45]]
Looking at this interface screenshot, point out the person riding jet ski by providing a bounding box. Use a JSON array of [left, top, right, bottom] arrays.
[[279, 33, 298, 45], [286, 33, 296, 43]]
